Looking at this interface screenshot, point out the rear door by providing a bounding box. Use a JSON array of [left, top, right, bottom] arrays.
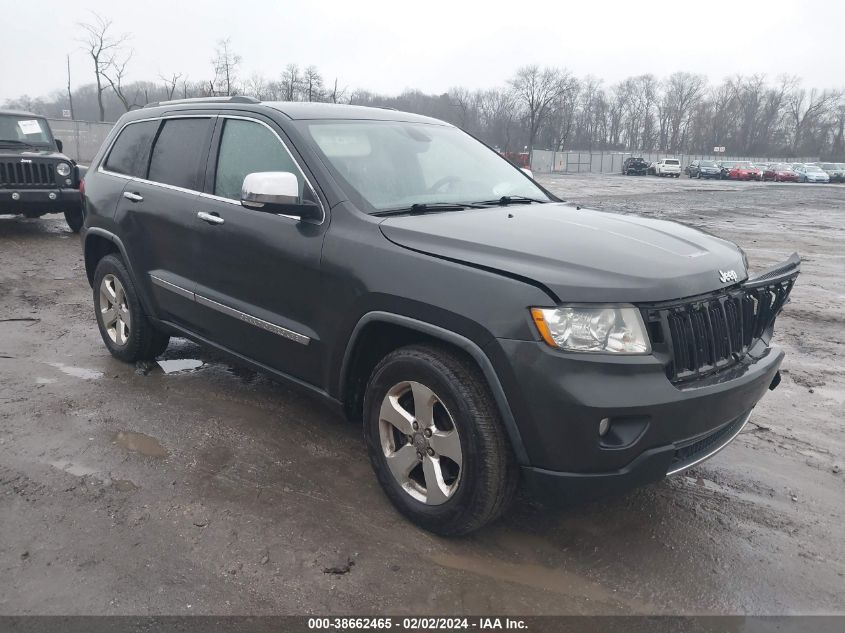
[[190, 115, 327, 385], [111, 115, 215, 328]]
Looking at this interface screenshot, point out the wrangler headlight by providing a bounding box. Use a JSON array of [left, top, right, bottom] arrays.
[[530, 306, 651, 354], [56, 162, 71, 177]]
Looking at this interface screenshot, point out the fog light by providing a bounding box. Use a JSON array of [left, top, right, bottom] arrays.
[[11, 192, 20, 201], [598, 417, 611, 436], [65, 178, 72, 186], [48, 192, 57, 200]]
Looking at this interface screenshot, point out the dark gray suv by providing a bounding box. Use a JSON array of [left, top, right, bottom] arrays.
[[80, 97, 800, 534]]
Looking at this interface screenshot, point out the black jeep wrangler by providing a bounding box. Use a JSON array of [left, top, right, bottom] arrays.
[[0, 110, 85, 232], [80, 97, 800, 535]]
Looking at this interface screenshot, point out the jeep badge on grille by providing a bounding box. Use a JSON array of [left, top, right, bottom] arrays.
[[719, 270, 738, 283]]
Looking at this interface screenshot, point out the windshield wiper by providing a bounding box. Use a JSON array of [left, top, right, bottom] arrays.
[[372, 202, 483, 217], [0, 140, 33, 147], [472, 195, 547, 206]]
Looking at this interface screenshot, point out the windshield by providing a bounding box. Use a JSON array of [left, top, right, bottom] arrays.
[[0, 115, 53, 146], [735, 162, 751, 168], [700, 160, 717, 167], [303, 120, 551, 212], [805, 165, 823, 172], [773, 164, 791, 170]]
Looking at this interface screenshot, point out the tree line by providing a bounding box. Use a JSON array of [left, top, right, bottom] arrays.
[[4, 15, 844, 159]]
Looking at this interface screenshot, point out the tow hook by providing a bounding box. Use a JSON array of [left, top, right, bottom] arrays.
[[769, 371, 782, 391]]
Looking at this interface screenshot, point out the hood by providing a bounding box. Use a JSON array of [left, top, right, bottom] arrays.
[[379, 203, 747, 303], [0, 147, 67, 160]]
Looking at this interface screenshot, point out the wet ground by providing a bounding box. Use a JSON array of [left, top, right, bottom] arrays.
[[1, 173, 843, 615]]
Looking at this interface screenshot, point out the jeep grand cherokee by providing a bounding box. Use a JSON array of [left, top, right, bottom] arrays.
[[80, 97, 799, 535]]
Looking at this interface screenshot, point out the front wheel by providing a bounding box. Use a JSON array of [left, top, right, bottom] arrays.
[[64, 208, 83, 233], [93, 254, 170, 363], [363, 344, 517, 535]]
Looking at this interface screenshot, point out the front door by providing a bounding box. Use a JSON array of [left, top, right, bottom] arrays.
[[191, 116, 327, 385]]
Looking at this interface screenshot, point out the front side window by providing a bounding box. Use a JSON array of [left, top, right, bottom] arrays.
[[303, 120, 550, 212], [103, 120, 159, 178], [214, 119, 302, 201], [148, 118, 211, 190]]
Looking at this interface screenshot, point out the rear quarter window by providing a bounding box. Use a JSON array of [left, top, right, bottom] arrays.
[[103, 120, 159, 178]]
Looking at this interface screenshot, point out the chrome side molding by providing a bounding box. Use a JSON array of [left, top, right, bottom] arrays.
[[149, 274, 310, 345]]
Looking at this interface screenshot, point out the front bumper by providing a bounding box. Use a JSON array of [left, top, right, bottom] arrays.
[[489, 334, 782, 471], [0, 187, 80, 215]]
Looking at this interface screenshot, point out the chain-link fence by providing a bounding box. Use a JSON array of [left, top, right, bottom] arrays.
[[46, 119, 114, 165], [531, 149, 820, 174]]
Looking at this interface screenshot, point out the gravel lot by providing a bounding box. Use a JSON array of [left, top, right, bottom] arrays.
[[1, 173, 843, 615]]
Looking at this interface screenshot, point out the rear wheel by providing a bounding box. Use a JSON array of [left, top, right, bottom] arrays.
[[93, 255, 170, 363], [363, 344, 517, 535]]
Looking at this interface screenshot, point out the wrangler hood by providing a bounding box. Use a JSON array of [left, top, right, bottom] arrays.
[[379, 203, 747, 303]]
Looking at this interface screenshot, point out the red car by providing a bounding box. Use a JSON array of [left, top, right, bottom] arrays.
[[762, 163, 800, 182], [727, 162, 762, 181]]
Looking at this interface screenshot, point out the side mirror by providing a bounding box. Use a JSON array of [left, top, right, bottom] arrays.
[[521, 167, 534, 179], [55, 139, 63, 153], [241, 172, 321, 221]]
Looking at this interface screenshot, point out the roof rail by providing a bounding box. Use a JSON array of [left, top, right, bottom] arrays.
[[144, 96, 260, 108]]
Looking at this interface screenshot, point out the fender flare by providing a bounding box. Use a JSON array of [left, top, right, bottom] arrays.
[[83, 227, 155, 316], [339, 311, 530, 465]]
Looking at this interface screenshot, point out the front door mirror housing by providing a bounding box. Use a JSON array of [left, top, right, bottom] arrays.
[[520, 167, 534, 179], [241, 172, 321, 221]]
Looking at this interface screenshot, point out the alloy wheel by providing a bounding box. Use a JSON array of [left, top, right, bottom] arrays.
[[99, 274, 131, 345], [378, 381, 462, 505]]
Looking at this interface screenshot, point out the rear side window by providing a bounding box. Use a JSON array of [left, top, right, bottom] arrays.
[[104, 120, 159, 178], [213, 119, 302, 201], [148, 118, 212, 190]]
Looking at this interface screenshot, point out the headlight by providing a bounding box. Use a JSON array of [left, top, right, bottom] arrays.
[[56, 162, 71, 177], [530, 306, 651, 354]]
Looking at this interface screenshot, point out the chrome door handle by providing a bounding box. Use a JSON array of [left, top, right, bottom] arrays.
[[197, 211, 224, 225], [123, 191, 143, 202]]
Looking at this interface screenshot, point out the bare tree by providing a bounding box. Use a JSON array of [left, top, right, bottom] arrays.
[[211, 38, 241, 96], [159, 72, 183, 100], [327, 78, 348, 104], [510, 66, 574, 155], [303, 66, 325, 102], [77, 13, 129, 121], [103, 51, 142, 111], [280, 64, 301, 101]]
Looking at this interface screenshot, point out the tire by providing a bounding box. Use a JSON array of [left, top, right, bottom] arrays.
[[363, 343, 518, 535], [64, 208, 83, 233], [93, 254, 170, 363]]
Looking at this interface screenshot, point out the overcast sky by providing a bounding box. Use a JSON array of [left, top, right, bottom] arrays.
[[2, 0, 842, 103]]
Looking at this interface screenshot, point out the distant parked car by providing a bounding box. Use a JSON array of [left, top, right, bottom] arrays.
[[622, 156, 649, 175], [686, 159, 721, 179], [727, 162, 762, 181], [717, 161, 740, 179], [653, 158, 681, 177], [816, 162, 845, 183], [795, 164, 830, 183], [762, 163, 799, 182]]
